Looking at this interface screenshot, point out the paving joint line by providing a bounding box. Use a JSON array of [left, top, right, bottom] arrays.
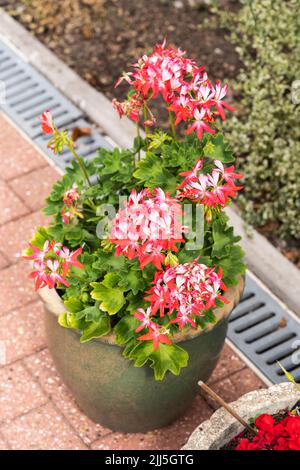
[[207, 364, 249, 387], [20, 357, 89, 449], [0, 298, 44, 319], [0, 346, 48, 370]]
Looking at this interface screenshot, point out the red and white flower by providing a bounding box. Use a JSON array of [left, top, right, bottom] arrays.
[[24, 240, 84, 290], [178, 159, 243, 208], [109, 188, 187, 269], [112, 41, 235, 139], [39, 110, 55, 135], [145, 260, 228, 327]]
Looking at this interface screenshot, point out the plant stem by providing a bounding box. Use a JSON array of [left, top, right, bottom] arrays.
[[136, 121, 141, 163], [198, 381, 257, 436], [168, 110, 177, 140], [69, 144, 92, 187], [143, 105, 149, 138]]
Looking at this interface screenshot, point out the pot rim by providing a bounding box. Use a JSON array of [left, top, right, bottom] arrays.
[[183, 382, 300, 450], [38, 276, 244, 345]]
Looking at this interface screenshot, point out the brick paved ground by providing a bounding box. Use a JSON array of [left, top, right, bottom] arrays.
[[0, 112, 266, 450]]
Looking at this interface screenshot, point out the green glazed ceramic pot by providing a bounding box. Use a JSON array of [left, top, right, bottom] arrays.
[[39, 277, 244, 432]]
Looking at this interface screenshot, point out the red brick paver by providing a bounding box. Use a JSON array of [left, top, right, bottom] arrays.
[[0, 114, 47, 181], [0, 211, 51, 264], [0, 434, 10, 450], [208, 343, 246, 384], [0, 262, 37, 315], [0, 301, 46, 364], [0, 251, 9, 270], [203, 367, 265, 411], [9, 166, 59, 212], [0, 180, 28, 225], [0, 362, 47, 422], [0, 112, 267, 450], [0, 403, 87, 450]]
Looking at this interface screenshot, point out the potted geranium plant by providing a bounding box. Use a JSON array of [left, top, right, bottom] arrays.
[[24, 41, 245, 432]]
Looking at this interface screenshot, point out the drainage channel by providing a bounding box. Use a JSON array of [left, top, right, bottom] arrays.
[[1, 37, 300, 385], [0, 38, 113, 171]]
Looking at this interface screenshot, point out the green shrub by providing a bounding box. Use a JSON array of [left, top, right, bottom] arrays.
[[215, 0, 300, 240]]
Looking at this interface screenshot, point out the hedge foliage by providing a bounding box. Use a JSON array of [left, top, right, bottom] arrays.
[[216, 0, 300, 241]]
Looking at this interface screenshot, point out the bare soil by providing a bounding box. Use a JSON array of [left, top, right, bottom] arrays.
[[2, 0, 241, 100]]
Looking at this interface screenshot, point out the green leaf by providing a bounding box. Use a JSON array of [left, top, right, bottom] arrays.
[[100, 148, 121, 175], [90, 273, 126, 315], [133, 152, 177, 192], [114, 316, 140, 345], [277, 362, 300, 392], [118, 269, 146, 295], [92, 252, 126, 273], [80, 314, 111, 343], [203, 133, 235, 163], [151, 343, 189, 380], [58, 312, 87, 331], [216, 245, 246, 286], [125, 292, 147, 315], [126, 341, 189, 380], [147, 131, 172, 150], [212, 219, 241, 258], [23, 226, 49, 255], [64, 297, 84, 314], [76, 305, 102, 322]]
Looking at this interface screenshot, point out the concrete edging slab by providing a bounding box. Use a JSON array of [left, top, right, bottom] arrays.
[[0, 7, 299, 317]]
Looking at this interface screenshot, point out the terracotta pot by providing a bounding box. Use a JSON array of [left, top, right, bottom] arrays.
[[183, 382, 300, 450], [39, 277, 244, 432]]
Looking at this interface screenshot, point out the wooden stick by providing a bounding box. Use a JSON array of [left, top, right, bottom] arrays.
[[198, 381, 257, 435]]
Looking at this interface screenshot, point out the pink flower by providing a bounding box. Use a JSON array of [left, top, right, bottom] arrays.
[[45, 259, 70, 288], [25, 240, 84, 290], [212, 80, 235, 120], [63, 184, 80, 207], [39, 110, 55, 135], [170, 307, 197, 329], [58, 247, 84, 272], [145, 261, 227, 326], [112, 99, 126, 118], [178, 159, 243, 208], [111, 41, 235, 138], [134, 307, 156, 332], [109, 188, 187, 269], [137, 324, 172, 350], [24, 240, 53, 262], [186, 108, 216, 140]]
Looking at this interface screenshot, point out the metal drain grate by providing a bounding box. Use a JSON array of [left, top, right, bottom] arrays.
[[228, 274, 300, 384], [0, 38, 113, 168], [1, 37, 300, 385]]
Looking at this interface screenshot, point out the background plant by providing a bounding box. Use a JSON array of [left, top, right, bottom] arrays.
[[214, 0, 300, 242]]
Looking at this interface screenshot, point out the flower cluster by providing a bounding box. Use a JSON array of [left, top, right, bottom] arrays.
[[236, 413, 300, 450], [61, 184, 81, 224], [24, 240, 84, 290], [112, 40, 235, 139], [178, 159, 243, 208], [134, 261, 227, 349], [109, 188, 187, 269]]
